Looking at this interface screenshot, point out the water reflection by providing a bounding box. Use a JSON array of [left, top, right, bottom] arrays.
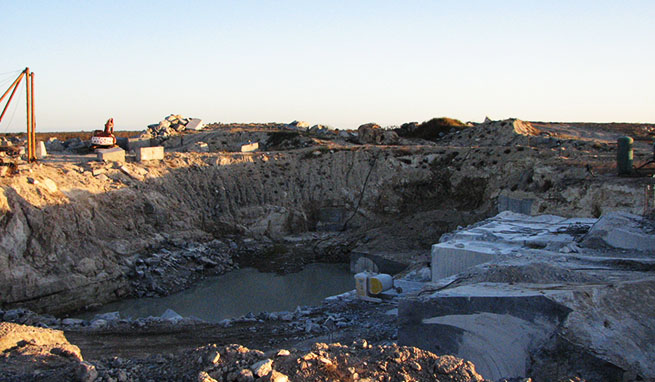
[[80, 263, 353, 322]]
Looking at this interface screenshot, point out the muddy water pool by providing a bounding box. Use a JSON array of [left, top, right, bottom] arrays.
[[79, 263, 353, 322]]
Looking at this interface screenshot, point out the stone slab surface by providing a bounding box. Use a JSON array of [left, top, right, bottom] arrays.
[[582, 211, 655, 252], [403, 211, 655, 381]]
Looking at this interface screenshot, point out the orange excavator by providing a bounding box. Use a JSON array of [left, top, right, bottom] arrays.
[[91, 118, 117, 148]]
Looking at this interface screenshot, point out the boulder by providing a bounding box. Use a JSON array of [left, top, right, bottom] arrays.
[[251, 359, 273, 377], [357, 123, 399, 145]]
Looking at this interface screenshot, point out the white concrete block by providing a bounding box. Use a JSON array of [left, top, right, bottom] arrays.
[[137, 146, 164, 161], [36, 141, 47, 159], [241, 142, 259, 152], [186, 118, 204, 131], [97, 147, 125, 162]]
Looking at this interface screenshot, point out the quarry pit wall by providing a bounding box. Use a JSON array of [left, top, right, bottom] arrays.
[[0, 146, 647, 314]]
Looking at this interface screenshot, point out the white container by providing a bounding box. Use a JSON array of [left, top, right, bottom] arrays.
[[368, 274, 393, 295]]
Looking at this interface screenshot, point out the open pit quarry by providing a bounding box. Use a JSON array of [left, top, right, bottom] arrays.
[[0, 117, 654, 381]]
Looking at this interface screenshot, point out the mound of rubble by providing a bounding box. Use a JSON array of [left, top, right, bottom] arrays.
[[0, 322, 92, 382], [140, 114, 204, 138], [188, 342, 487, 382], [0, 321, 488, 382], [358, 123, 399, 145], [443, 118, 541, 146], [395, 117, 468, 142]]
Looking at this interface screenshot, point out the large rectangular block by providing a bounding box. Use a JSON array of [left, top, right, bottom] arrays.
[[241, 142, 259, 152], [137, 146, 164, 161], [128, 138, 152, 151], [498, 195, 534, 215], [186, 118, 204, 131], [97, 147, 125, 162], [431, 243, 496, 281]]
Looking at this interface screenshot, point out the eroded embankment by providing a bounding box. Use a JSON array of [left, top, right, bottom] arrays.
[[0, 138, 647, 315], [0, 148, 447, 314]]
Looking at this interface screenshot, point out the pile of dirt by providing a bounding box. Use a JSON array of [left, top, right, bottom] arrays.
[[443, 119, 541, 147], [395, 117, 467, 142], [92, 341, 488, 382], [0, 322, 91, 382], [0, 321, 488, 381]]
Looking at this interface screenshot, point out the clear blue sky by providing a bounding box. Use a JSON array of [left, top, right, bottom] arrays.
[[1, 1, 654, 132]]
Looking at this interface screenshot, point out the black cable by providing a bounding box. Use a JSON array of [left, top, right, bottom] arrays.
[[341, 149, 380, 231]]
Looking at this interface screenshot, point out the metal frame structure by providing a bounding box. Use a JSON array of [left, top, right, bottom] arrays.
[[0, 67, 36, 162]]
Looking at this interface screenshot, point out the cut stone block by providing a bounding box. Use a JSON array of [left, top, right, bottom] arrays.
[[582, 211, 655, 252], [241, 142, 259, 152], [97, 147, 125, 162], [398, 286, 570, 381], [316, 207, 345, 231], [137, 146, 164, 162], [186, 118, 204, 131], [498, 195, 534, 215], [36, 141, 47, 159], [431, 242, 496, 281], [128, 138, 151, 151]]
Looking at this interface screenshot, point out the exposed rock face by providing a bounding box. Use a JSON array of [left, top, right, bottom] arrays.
[[0, 121, 651, 316], [358, 123, 400, 145], [399, 212, 655, 381]]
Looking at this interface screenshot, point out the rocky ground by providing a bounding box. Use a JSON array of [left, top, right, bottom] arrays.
[[1, 117, 654, 381], [0, 320, 489, 382]]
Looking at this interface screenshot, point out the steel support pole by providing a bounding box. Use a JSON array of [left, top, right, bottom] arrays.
[[0, 70, 25, 105], [25, 68, 33, 162], [30, 72, 36, 161], [0, 73, 24, 123]]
